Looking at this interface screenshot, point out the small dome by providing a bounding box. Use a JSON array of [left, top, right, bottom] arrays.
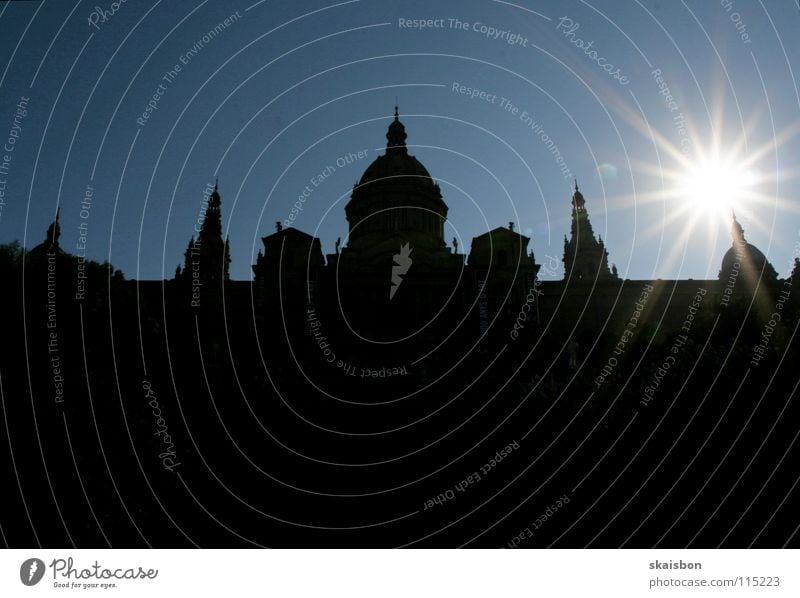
[[719, 242, 776, 281], [719, 213, 777, 282], [357, 108, 437, 189], [572, 179, 585, 210], [386, 111, 407, 149]]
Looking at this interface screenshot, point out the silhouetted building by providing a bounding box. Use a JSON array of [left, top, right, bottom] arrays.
[[252, 108, 543, 353], [246, 108, 786, 355], [3, 106, 797, 550]]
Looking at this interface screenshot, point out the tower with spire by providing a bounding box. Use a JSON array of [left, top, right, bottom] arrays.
[[177, 181, 231, 300], [562, 180, 616, 282]]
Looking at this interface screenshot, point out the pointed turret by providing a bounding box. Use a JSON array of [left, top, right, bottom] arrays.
[[46, 207, 61, 249], [201, 180, 223, 241], [179, 181, 230, 300], [563, 180, 616, 282], [27, 207, 65, 261], [731, 209, 745, 246]]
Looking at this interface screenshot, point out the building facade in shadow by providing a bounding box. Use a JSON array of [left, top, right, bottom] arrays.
[[2, 108, 797, 549]]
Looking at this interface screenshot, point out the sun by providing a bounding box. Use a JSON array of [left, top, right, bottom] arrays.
[[681, 157, 755, 219], [609, 89, 792, 278]]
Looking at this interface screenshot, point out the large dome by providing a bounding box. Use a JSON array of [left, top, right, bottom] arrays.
[[358, 151, 435, 187], [344, 108, 448, 256]]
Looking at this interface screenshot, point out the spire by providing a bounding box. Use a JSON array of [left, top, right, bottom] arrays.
[[201, 180, 222, 241], [46, 207, 61, 247], [731, 209, 745, 245], [386, 105, 407, 154], [182, 180, 229, 291], [209, 179, 221, 209], [563, 179, 614, 281], [572, 178, 585, 212]]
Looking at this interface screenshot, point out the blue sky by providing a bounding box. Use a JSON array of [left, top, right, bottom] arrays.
[[0, 0, 798, 280]]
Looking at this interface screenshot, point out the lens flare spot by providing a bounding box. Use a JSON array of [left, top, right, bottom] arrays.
[[597, 163, 618, 180]]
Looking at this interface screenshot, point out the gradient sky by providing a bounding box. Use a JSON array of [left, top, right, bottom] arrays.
[[0, 0, 798, 280]]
